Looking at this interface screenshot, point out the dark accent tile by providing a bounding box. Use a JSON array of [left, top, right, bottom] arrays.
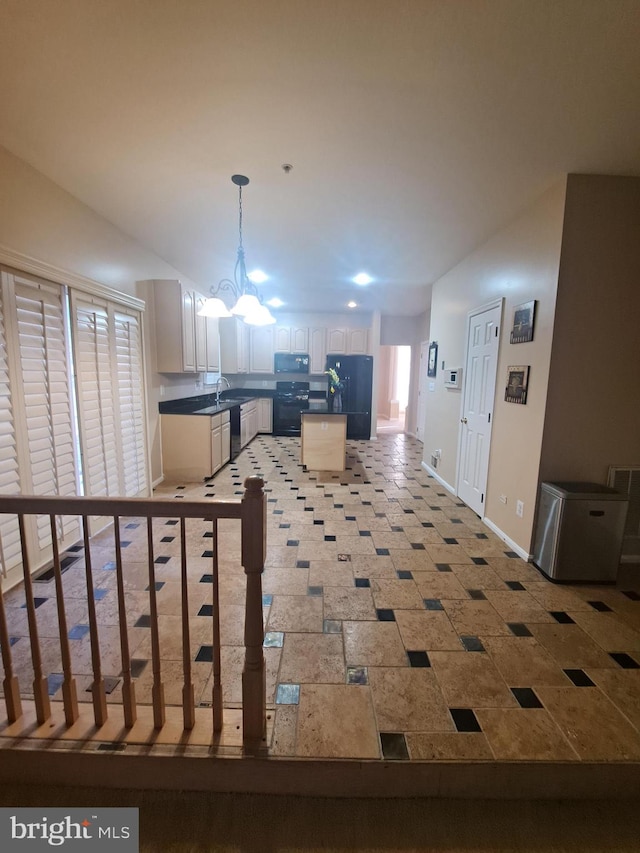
[[102, 561, 117, 571], [324, 535, 336, 542], [424, 599, 444, 611], [93, 587, 109, 600], [380, 732, 409, 760], [422, 522, 434, 528], [145, 582, 165, 592], [444, 538, 458, 545], [450, 708, 482, 733], [160, 536, 175, 543], [622, 590, 640, 601], [128, 659, 147, 679], [263, 631, 284, 648], [471, 557, 488, 566], [476, 533, 488, 540], [376, 608, 395, 622], [411, 543, 425, 550], [564, 668, 595, 687], [355, 578, 371, 588], [276, 683, 300, 705], [507, 622, 532, 637], [334, 504, 343, 509], [60, 555, 78, 571], [609, 652, 640, 669], [97, 743, 126, 752], [313, 519, 324, 525], [198, 604, 213, 617], [22, 597, 48, 610], [407, 650, 431, 668], [376, 548, 390, 556], [67, 544, 84, 552], [296, 560, 310, 569], [195, 646, 214, 663], [308, 586, 323, 596], [468, 589, 487, 600], [450, 519, 463, 524], [68, 624, 90, 640], [505, 551, 519, 558], [511, 687, 543, 708], [286, 540, 299, 547], [176, 486, 186, 490], [201, 550, 214, 558], [273, 510, 284, 515], [134, 615, 151, 628], [346, 665, 368, 684], [165, 520, 178, 526], [588, 600, 613, 612], [200, 574, 213, 584], [550, 611, 575, 624], [461, 635, 485, 652], [359, 530, 371, 537], [154, 555, 170, 564], [345, 516, 357, 521], [324, 620, 342, 634], [505, 580, 525, 591], [391, 526, 404, 533], [436, 563, 452, 572], [397, 570, 413, 580], [279, 523, 291, 529]]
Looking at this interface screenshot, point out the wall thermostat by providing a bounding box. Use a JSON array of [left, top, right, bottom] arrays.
[[444, 367, 462, 389]]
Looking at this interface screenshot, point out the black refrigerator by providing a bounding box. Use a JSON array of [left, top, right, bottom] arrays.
[[325, 354, 373, 439]]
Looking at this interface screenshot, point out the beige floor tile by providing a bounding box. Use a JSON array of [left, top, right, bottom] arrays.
[[424, 544, 474, 565], [429, 651, 518, 708], [351, 554, 398, 578], [308, 561, 355, 586], [343, 620, 408, 666], [568, 610, 640, 652], [528, 623, 618, 669], [524, 582, 595, 613], [489, 561, 544, 583], [586, 668, 640, 730], [434, 522, 478, 540], [368, 666, 454, 732], [389, 551, 438, 572], [370, 532, 413, 550], [474, 708, 579, 760], [448, 564, 507, 590], [412, 572, 469, 600], [442, 600, 511, 636], [482, 636, 570, 687], [262, 566, 310, 595], [371, 579, 425, 610], [395, 610, 462, 651], [278, 633, 345, 684], [265, 546, 298, 568], [483, 589, 556, 623], [323, 586, 377, 620], [406, 731, 494, 760], [266, 595, 324, 633], [295, 683, 380, 758], [270, 705, 298, 755], [296, 541, 339, 561], [535, 686, 640, 760]]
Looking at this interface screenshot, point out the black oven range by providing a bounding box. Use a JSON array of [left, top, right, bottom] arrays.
[[273, 381, 310, 436]]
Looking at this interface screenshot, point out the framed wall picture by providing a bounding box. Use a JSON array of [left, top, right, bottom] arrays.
[[427, 341, 438, 377], [510, 300, 536, 344], [505, 365, 530, 404]]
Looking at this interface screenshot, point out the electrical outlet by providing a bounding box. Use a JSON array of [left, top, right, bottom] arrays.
[[516, 500, 524, 518], [499, 494, 507, 504]]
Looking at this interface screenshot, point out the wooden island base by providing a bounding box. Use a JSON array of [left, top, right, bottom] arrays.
[[301, 413, 347, 472]]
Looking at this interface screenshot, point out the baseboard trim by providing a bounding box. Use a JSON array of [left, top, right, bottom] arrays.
[[483, 517, 531, 562], [421, 462, 456, 495]]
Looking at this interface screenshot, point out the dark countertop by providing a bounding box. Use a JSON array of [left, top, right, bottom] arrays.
[[159, 388, 331, 417]]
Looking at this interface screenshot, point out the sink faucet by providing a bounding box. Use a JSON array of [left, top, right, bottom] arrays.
[[215, 375, 231, 406]]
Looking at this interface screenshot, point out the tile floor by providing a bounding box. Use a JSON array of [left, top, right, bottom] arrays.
[[2, 433, 640, 764]]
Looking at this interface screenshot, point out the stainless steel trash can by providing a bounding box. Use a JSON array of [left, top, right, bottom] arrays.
[[533, 482, 629, 582]]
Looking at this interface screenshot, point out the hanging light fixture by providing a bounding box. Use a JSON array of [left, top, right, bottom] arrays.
[[198, 175, 275, 325]]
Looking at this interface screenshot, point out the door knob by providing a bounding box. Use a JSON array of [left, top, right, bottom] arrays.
[[460, 417, 468, 424]]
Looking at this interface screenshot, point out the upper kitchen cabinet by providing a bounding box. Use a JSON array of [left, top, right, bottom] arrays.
[[309, 327, 327, 374], [326, 326, 369, 356], [326, 327, 347, 355], [249, 326, 274, 373], [154, 280, 209, 373], [274, 326, 291, 352], [219, 316, 249, 373], [274, 325, 309, 353]]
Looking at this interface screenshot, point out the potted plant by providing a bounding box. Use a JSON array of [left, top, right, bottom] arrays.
[[325, 368, 344, 412]]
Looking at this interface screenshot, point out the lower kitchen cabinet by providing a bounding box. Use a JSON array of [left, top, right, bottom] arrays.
[[161, 410, 231, 480], [258, 398, 273, 433]]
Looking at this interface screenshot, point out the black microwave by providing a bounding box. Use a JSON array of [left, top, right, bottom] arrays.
[[274, 352, 310, 374]]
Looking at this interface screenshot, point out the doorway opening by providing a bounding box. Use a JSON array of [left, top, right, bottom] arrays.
[[376, 345, 411, 435]]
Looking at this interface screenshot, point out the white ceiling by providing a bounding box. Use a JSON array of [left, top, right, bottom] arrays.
[[1, 1, 639, 316]]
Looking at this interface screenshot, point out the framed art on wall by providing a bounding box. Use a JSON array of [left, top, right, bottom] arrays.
[[510, 300, 536, 344], [427, 341, 438, 377], [505, 365, 530, 404]]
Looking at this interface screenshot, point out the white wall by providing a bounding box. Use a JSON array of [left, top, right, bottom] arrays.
[[424, 181, 566, 553]]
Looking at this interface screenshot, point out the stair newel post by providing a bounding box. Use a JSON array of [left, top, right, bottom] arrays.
[[240, 476, 266, 745]]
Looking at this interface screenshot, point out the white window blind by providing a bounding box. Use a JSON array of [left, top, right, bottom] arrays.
[[114, 309, 147, 497], [0, 286, 21, 577]]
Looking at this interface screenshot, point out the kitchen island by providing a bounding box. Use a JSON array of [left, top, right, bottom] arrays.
[[301, 409, 348, 472]]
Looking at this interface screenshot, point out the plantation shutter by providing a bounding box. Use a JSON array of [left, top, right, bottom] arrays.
[[0, 285, 21, 577], [113, 308, 148, 497], [12, 274, 80, 556]]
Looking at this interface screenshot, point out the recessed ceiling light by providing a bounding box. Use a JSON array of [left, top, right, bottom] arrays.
[[266, 297, 284, 308], [247, 269, 268, 284], [352, 273, 372, 286], [347, 301, 357, 308]]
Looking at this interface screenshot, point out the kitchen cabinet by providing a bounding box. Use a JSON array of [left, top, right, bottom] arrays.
[[309, 327, 327, 374], [161, 409, 231, 480], [326, 327, 347, 354], [249, 326, 274, 373], [154, 280, 203, 373], [274, 326, 291, 352], [220, 317, 249, 373], [291, 327, 309, 353], [347, 327, 369, 355], [240, 399, 258, 448], [257, 398, 273, 433]]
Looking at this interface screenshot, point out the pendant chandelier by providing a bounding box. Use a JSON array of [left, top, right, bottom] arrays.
[[198, 174, 275, 326]]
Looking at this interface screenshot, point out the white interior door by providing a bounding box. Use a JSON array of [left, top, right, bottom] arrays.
[[415, 341, 430, 442], [457, 302, 502, 516]]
